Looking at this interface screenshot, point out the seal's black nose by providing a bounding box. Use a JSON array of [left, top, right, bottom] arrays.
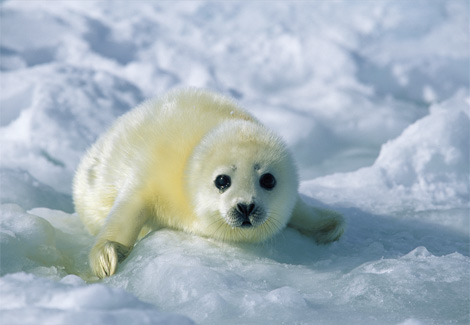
[[237, 203, 256, 217]]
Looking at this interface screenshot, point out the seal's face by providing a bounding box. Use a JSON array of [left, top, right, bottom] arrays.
[[187, 121, 298, 242], [213, 161, 278, 229]]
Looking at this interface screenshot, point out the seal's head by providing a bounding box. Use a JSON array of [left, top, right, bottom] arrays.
[[187, 120, 298, 242]]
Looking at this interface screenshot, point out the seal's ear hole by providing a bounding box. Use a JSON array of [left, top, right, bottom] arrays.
[[214, 174, 231, 192], [260, 173, 276, 190]]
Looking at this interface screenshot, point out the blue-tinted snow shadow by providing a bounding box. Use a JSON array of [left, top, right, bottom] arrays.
[[84, 17, 137, 65], [351, 50, 470, 106], [228, 199, 469, 273], [0, 168, 74, 213]]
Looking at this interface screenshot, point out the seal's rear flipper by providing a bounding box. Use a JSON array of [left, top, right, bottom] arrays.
[[288, 196, 345, 244]]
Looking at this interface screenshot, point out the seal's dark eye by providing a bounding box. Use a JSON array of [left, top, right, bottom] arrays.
[[260, 173, 276, 190], [214, 175, 231, 191]]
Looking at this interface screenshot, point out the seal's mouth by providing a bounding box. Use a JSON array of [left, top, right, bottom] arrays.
[[240, 221, 253, 228], [224, 205, 266, 229]]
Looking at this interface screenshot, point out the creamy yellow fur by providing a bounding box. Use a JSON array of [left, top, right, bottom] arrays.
[[73, 89, 345, 278]]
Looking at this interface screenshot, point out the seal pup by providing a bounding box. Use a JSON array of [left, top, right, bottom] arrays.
[[73, 89, 345, 278]]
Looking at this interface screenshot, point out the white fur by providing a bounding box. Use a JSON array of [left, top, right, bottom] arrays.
[[73, 88, 345, 278]]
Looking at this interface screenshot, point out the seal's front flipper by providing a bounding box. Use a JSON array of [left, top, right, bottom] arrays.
[[288, 196, 345, 244], [89, 189, 147, 278], [90, 240, 131, 278]]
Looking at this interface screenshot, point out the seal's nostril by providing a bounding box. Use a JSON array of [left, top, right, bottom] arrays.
[[237, 203, 247, 216], [237, 203, 256, 217]]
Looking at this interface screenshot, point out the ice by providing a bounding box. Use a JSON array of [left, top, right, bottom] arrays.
[[99, 206, 469, 324], [2, 202, 468, 324], [0, 273, 193, 325], [1, 0, 469, 324]]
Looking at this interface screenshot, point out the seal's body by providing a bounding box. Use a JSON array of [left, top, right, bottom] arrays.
[[73, 89, 344, 278]]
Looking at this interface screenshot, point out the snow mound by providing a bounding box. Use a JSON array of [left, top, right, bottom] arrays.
[[305, 92, 470, 218], [0, 204, 89, 277], [0, 168, 73, 212], [0, 64, 143, 194], [0, 273, 193, 325], [0, 205, 193, 324]]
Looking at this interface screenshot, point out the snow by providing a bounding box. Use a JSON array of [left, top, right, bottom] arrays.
[[305, 91, 470, 218], [0, 1, 469, 324], [1, 272, 193, 325]]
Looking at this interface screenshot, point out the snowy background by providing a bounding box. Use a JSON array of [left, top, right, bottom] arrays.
[[1, 1, 469, 324]]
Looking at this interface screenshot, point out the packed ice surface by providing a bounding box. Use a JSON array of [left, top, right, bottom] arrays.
[[1, 1, 469, 324], [0, 272, 193, 325]]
